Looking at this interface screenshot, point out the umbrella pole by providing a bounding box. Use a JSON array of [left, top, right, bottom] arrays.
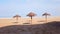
[[31, 16, 32, 25], [16, 17, 18, 23], [45, 15, 47, 23]]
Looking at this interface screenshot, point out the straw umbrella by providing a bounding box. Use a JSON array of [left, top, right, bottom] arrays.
[[27, 12, 36, 24], [13, 14, 21, 23], [42, 12, 50, 23]]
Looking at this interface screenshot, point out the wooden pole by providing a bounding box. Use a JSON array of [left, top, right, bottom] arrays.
[[31, 16, 32, 25], [16, 17, 18, 23], [45, 15, 47, 23]]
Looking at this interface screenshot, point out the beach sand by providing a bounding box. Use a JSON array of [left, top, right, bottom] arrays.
[[0, 16, 60, 27]]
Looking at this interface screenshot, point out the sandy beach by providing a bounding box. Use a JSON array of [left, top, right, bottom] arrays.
[[0, 16, 60, 27]]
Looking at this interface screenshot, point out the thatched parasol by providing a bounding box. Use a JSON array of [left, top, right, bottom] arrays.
[[42, 12, 51, 23], [13, 14, 21, 23], [27, 12, 36, 24]]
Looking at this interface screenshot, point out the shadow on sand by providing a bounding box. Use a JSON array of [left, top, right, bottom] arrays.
[[0, 21, 60, 34]]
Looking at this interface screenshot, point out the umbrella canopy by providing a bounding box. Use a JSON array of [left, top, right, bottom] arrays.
[[13, 14, 21, 18], [42, 12, 51, 16], [27, 12, 36, 17]]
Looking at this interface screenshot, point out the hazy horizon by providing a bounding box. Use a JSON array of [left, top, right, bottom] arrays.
[[0, 0, 60, 18]]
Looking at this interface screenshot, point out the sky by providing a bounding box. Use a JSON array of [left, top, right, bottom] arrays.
[[0, 0, 60, 18]]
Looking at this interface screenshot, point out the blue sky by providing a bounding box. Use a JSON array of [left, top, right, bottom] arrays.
[[0, 0, 60, 18]]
